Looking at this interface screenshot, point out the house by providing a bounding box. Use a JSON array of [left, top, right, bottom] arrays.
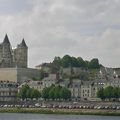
[[0, 81, 18, 101]]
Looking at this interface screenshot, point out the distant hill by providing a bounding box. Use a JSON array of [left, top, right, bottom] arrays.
[[35, 55, 105, 81]]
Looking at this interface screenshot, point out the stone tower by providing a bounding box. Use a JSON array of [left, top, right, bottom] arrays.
[[14, 39, 28, 68], [0, 34, 28, 68], [0, 34, 13, 67]]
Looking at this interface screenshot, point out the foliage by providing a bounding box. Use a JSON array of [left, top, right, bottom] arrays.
[[39, 55, 101, 76], [61, 55, 72, 68], [42, 87, 50, 100], [88, 69, 97, 80], [88, 58, 100, 69], [18, 84, 30, 100], [53, 55, 101, 69], [97, 86, 120, 101], [104, 86, 114, 99], [59, 87, 71, 100], [17, 84, 41, 100], [97, 88, 105, 100], [42, 85, 71, 100], [53, 57, 61, 67]]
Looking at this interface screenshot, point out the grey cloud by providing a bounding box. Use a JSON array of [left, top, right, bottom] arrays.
[[0, 0, 119, 67]]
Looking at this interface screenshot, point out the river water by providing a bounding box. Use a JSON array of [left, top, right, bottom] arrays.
[[0, 113, 120, 120]]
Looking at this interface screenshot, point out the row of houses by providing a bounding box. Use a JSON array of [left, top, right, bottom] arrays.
[[20, 68, 120, 101], [0, 81, 18, 101], [1, 67, 120, 101]]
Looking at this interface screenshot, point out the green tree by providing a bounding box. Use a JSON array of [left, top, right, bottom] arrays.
[[97, 88, 105, 100], [53, 56, 61, 66], [31, 89, 41, 100], [60, 87, 71, 100], [18, 84, 30, 100], [77, 57, 86, 67], [42, 87, 50, 100], [104, 86, 114, 100], [88, 58, 100, 69], [71, 57, 78, 67], [18, 85, 41, 100], [42, 85, 71, 101], [61, 55, 72, 68], [118, 88, 120, 98], [113, 87, 119, 100], [49, 87, 55, 100], [26, 88, 33, 99], [54, 85, 61, 99]]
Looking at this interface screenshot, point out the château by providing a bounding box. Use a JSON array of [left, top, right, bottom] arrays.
[[0, 34, 27, 68]]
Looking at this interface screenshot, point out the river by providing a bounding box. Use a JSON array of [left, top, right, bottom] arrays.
[[0, 113, 120, 120]]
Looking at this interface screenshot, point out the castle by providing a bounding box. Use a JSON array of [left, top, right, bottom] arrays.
[[0, 35, 40, 84], [0, 34, 27, 68]]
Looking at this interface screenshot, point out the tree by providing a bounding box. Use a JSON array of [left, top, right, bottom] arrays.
[[97, 86, 120, 101], [118, 88, 120, 98], [104, 86, 114, 100], [61, 55, 72, 68], [71, 57, 78, 67], [42, 87, 50, 100], [53, 56, 61, 66], [18, 84, 41, 100], [49, 87, 55, 100], [41, 85, 71, 100], [18, 84, 30, 100], [26, 88, 33, 99], [54, 85, 61, 99], [88, 58, 100, 69], [31, 89, 41, 100], [113, 87, 119, 100], [77, 57, 86, 67], [60, 87, 71, 100], [97, 88, 105, 100]]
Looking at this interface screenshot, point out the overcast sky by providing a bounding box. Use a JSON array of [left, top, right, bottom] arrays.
[[0, 0, 120, 68]]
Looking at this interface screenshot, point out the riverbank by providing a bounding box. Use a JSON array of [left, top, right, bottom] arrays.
[[0, 108, 120, 116]]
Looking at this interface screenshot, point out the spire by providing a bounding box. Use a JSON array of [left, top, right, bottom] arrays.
[[20, 38, 27, 48], [3, 34, 10, 44]]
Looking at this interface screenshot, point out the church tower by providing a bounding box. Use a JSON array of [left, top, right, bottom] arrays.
[[14, 39, 28, 68], [1, 34, 13, 67]]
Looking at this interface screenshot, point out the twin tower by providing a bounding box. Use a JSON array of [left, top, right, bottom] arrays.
[[0, 34, 28, 68]]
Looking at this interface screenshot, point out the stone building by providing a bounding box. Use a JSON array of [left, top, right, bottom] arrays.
[[19, 80, 43, 92], [68, 79, 81, 99], [0, 34, 28, 68], [42, 74, 58, 88], [0, 68, 40, 84], [0, 35, 40, 84], [80, 80, 105, 101], [0, 81, 18, 101]]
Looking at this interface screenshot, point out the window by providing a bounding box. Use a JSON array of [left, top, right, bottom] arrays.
[[88, 90, 89, 93]]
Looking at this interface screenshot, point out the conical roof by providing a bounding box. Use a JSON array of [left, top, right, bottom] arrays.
[[20, 38, 27, 48], [3, 34, 10, 44]]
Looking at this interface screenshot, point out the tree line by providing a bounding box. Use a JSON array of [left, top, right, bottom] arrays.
[[17, 85, 41, 100], [97, 86, 120, 101], [53, 55, 101, 69], [17, 84, 71, 101], [42, 84, 71, 100]]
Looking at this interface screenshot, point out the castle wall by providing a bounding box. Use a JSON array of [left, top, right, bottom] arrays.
[[0, 68, 17, 82], [17, 68, 40, 83], [0, 68, 40, 84]]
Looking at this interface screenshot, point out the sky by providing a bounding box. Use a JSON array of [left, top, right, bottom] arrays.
[[0, 0, 120, 68]]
